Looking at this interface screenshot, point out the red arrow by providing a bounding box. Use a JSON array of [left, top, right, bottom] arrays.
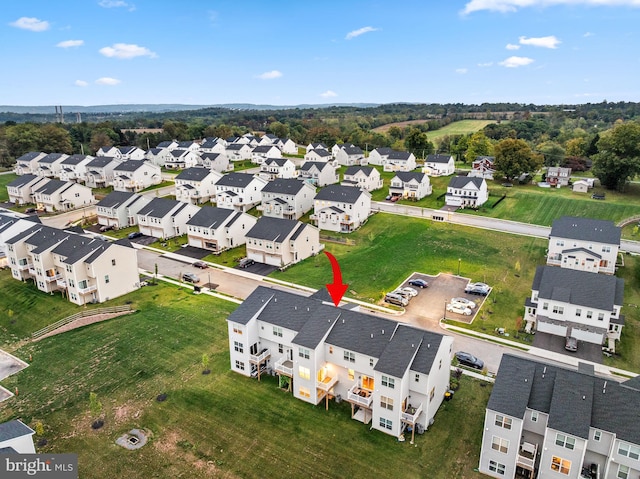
[[324, 251, 348, 307]]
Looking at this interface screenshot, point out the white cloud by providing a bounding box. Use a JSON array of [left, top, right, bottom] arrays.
[[256, 70, 283, 80], [99, 43, 157, 59], [478, 62, 494, 67], [320, 90, 338, 98], [345, 26, 379, 40], [506, 43, 520, 50], [462, 0, 640, 15], [519, 35, 561, 48], [98, 0, 135, 10], [9, 17, 50, 32], [499, 56, 535, 67], [75, 80, 89, 87], [456, 68, 468, 74], [95, 77, 121, 85], [57, 40, 84, 48], [583, 31, 594, 37]]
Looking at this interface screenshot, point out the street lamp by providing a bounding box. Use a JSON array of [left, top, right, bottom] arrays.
[[444, 300, 447, 321], [458, 258, 461, 276], [208, 272, 211, 291]]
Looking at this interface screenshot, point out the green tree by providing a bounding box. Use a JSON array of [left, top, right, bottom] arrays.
[[464, 131, 493, 164], [386, 126, 403, 141], [89, 130, 114, 153], [39, 124, 73, 154], [6, 123, 44, 157], [493, 138, 543, 182], [89, 392, 103, 419], [537, 141, 565, 167], [404, 128, 434, 158], [565, 137, 586, 158], [592, 122, 640, 191], [268, 121, 289, 139]]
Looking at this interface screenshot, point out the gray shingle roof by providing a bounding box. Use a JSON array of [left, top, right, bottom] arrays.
[[448, 176, 484, 189], [35, 179, 68, 195], [374, 324, 421, 377], [61, 154, 92, 165], [215, 173, 256, 188], [114, 160, 147, 172], [96, 191, 137, 208], [388, 151, 412, 160], [550, 216, 621, 245], [0, 420, 34, 442], [300, 161, 329, 172], [15, 151, 45, 163], [175, 167, 213, 182], [314, 184, 367, 203], [7, 174, 40, 188], [246, 216, 299, 242], [39, 153, 66, 164], [262, 178, 306, 195], [264, 158, 288, 167], [308, 149, 331, 157], [372, 147, 393, 156], [393, 172, 425, 183], [532, 265, 624, 310], [252, 145, 277, 153], [561, 247, 601, 259], [426, 154, 453, 163], [344, 166, 375, 177], [227, 143, 247, 151], [87, 156, 118, 168], [137, 197, 181, 218], [342, 146, 363, 155], [186, 206, 235, 228]]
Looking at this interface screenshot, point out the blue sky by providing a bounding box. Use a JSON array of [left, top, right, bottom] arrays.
[[2, 0, 640, 106]]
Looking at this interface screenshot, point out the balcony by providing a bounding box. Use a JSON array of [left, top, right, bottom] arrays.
[[45, 273, 62, 283], [316, 374, 338, 392], [401, 403, 423, 425], [250, 348, 271, 364], [78, 284, 98, 294], [516, 442, 537, 472], [547, 254, 562, 266], [274, 357, 293, 377], [17, 262, 32, 271], [56, 278, 67, 288], [347, 384, 373, 408]]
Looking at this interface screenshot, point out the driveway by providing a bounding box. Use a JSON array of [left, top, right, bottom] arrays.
[[239, 262, 279, 276], [532, 332, 603, 364], [174, 245, 210, 260]]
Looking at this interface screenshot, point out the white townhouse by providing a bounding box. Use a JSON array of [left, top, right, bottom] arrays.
[[215, 173, 268, 212], [96, 191, 151, 230], [176, 140, 201, 152], [312, 184, 372, 233], [389, 172, 432, 200], [335, 145, 366, 166], [277, 138, 298, 155], [84, 156, 122, 188], [13, 151, 47, 175], [96, 146, 118, 157], [226, 143, 253, 161], [524, 265, 624, 351], [112, 160, 162, 193], [341, 166, 383, 192], [174, 167, 222, 204], [144, 147, 173, 167], [199, 152, 232, 173], [137, 197, 199, 239], [235, 134, 260, 147], [35, 153, 69, 178], [259, 133, 279, 146], [423, 154, 455, 176], [156, 140, 179, 150], [306, 142, 328, 153], [331, 143, 354, 158], [0, 420, 36, 453], [33, 180, 94, 213], [367, 147, 393, 166], [260, 178, 315, 220], [164, 149, 200, 170], [245, 217, 321, 267], [298, 161, 339, 187], [199, 137, 227, 154], [0, 214, 40, 268], [479, 354, 640, 479], [445, 176, 488, 208], [469, 156, 496, 180], [59, 154, 95, 183], [5, 224, 139, 305], [186, 206, 256, 253], [227, 287, 453, 441], [97, 146, 145, 160], [259, 158, 297, 180], [6, 174, 49, 205], [384, 151, 417, 172], [251, 145, 282, 164], [547, 216, 620, 275], [304, 148, 333, 163]]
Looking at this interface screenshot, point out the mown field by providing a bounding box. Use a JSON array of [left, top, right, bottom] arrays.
[[0, 173, 18, 202], [0, 275, 491, 479], [372, 119, 495, 145]]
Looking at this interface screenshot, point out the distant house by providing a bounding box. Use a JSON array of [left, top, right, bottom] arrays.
[[96, 146, 118, 157], [225, 143, 253, 161], [245, 217, 321, 267], [389, 172, 432, 200], [306, 142, 328, 153], [469, 156, 495, 180], [58, 154, 95, 183], [0, 214, 39, 269], [215, 173, 268, 212], [186, 206, 256, 253], [112, 160, 162, 193], [6, 174, 49, 205], [144, 148, 172, 167], [335, 145, 366, 167], [175, 167, 222, 204], [199, 138, 227, 154], [33, 180, 94, 212], [312, 184, 371, 233], [445, 176, 488, 208], [341, 166, 383, 192], [547, 166, 572, 187], [304, 148, 333, 163], [163, 149, 199, 170], [35, 153, 69, 178], [278, 138, 298, 155], [96, 191, 151, 230], [98, 146, 144, 160], [156, 140, 179, 150], [383, 151, 417, 172], [423, 154, 455, 176], [13, 151, 47, 175], [260, 178, 315, 220], [331, 143, 354, 158], [367, 147, 393, 166], [0, 420, 36, 454], [176, 140, 201, 152], [199, 152, 232, 173], [84, 156, 122, 188], [251, 145, 282, 164], [547, 216, 620, 275], [259, 158, 297, 180], [137, 197, 199, 239], [297, 161, 339, 187]]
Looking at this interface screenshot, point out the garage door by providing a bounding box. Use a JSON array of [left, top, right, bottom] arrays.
[[264, 254, 282, 267], [189, 238, 203, 248], [247, 250, 264, 263]]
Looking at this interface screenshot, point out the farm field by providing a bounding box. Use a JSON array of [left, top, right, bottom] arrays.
[[372, 119, 495, 144]]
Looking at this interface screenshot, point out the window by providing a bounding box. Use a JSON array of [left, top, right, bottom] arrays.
[[233, 341, 243, 353], [488, 460, 505, 476], [111, 259, 116, 266], [104, 275, 110, 284], [233, 325, 242, 335], [235, 360, 245, 371], [370, 358, 374, 367], [429, 387, 435, 402], [542, 302, 549, 311], [273, 326, 282, 337], [379, 418, 392, 430], [555, 433, 575, 450], [329, 346, 333, 354], [552, 305, 564, 314], [348, 369, 354, 381], [491, 436, 509, 454], [598, 313, 604, 321], [298, 366, 310, 380], [380, 396, 393, 410], [593, 430, 601, 441], [381, 375, 395, 389], [531, 411, 538, 422], [618, 442, 640, 460], [344, 350, 355, 363], [551, 456, 571, 475], [603, 246, 612, 253], [278, 343, 283, 354], [586, 311, 593, 319], [495, 415, 512, 430], [415, 373, 420, 383], [575, 308, 582, 317], [299, 386, 310, 398], [298, 347, 310, 359], [617, 464, 630, 479]]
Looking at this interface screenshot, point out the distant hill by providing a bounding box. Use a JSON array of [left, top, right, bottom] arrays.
[[0, 103, 380, 114]]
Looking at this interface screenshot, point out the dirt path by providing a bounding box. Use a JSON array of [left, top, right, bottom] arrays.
[[32, 311, 135, 342]]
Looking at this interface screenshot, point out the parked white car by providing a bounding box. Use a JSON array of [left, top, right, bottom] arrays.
[[395, 287, 418, 298], [450, 297, 476, 309], [446, 303, 473, 316]]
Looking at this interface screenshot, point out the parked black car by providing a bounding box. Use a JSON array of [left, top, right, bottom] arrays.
[[455, 351, 484, 370], [192, 261, 208, 269], [408, 278, 429, 288], [128, 232, 143, 240], [238, 258, 255, 268], [100, 224, 115, 232], [182, 272, 200, 283]]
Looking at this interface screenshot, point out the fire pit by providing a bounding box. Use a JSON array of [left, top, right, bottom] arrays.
[[116, 429, 148, 450]]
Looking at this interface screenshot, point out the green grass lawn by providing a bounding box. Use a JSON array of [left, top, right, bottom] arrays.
[[0, 278, 491, 479], [0, 173, 18, 202], [427, 120, 496, 145]]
